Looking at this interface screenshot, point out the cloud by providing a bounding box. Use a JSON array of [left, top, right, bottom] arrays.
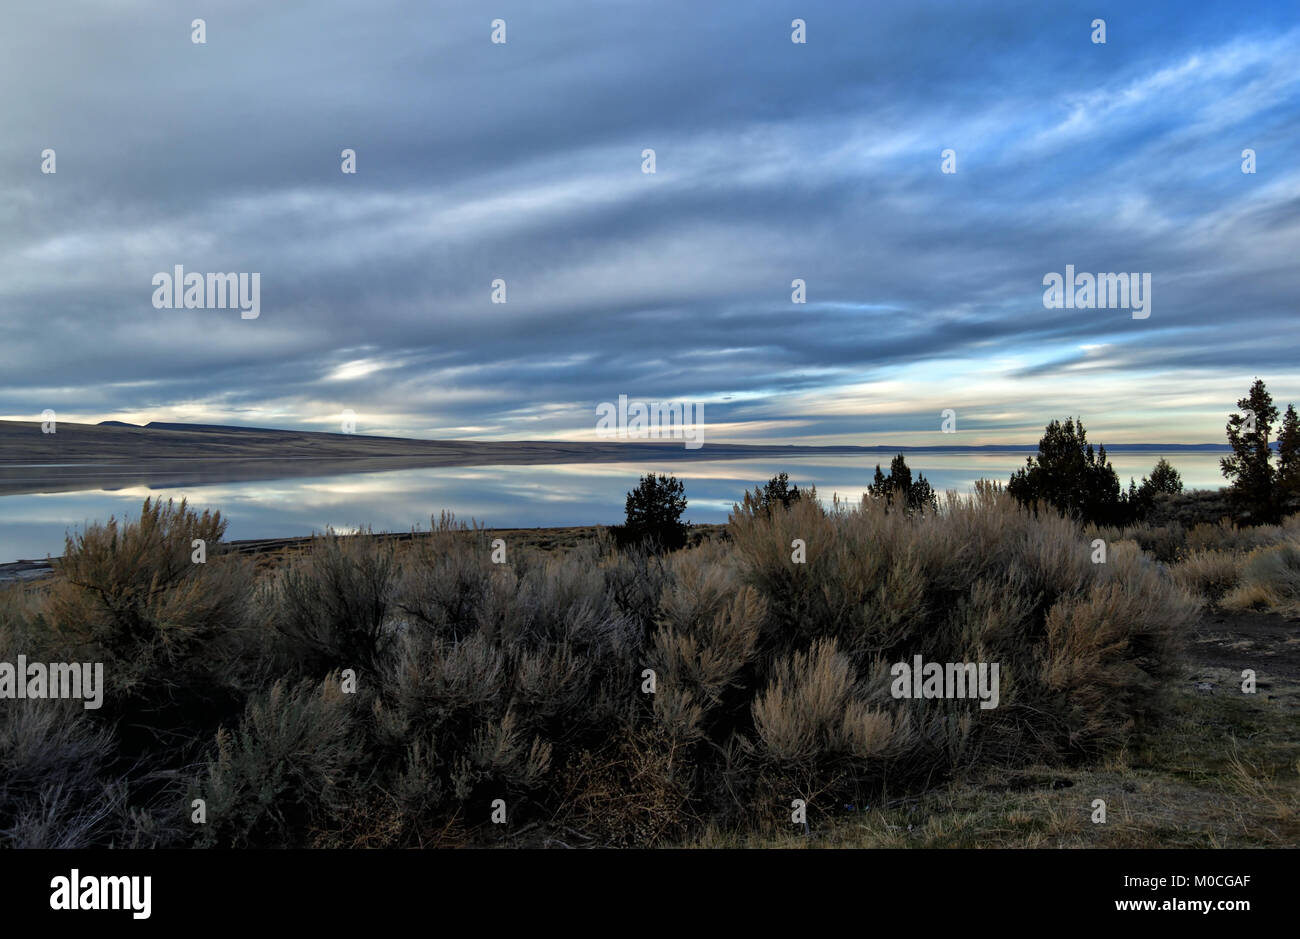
[[1, 0, 1298, 446]]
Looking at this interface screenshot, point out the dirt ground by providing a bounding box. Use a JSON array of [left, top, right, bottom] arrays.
[[1185, 608, 1300, 697]]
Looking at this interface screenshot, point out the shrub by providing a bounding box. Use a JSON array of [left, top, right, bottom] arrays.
[[262, 529, 397, 677], [1090, 520, 1187, 564], [728, 485, 1191, 768], [726, 489, 838, 656], [750, 638, 901, 766], [1221, 543, 1300, 614], [1039, 541, 1193, 753], [0, 698, 120, 849], [595, 541, 667, 647], [1171, 550, 1243, 603], [6, 484, 1202, 847], [195, 676, 366, 848], [1186, 518, 1286, 555], [394, 513, 496, 643], [1145, 489, 1237, 528], [649, 554, 765, 742], [34, 498, 251, 751]]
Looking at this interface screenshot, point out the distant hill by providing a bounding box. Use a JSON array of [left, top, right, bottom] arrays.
[[0, 417, 1235, 499], [141, 421, 359, 435]]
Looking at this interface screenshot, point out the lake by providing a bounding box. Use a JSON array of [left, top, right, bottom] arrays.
[[0, 450, 1229, 562]]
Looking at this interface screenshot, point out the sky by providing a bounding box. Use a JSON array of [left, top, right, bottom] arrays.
[[1, 0, 1298, 447]]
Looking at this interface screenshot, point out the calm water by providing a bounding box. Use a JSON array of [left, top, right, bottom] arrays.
[[0, 451, 1227, 562]]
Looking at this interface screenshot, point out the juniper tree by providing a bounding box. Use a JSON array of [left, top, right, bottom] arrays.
[[1006, 417, 1127, 525], [1277, 403, 1300, 514], [612, 473, 691, 552], [867, 454, 938, 514], [758, 472, 803, 511], [1220, 379, 1280, 522], [1145, 457, 1183, 494], [1128, 456, 1184, 520]]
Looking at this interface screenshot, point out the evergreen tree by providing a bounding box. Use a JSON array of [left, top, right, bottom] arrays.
[[1220, 378, 1280, 522], [1129, 456, 1183, 520], [867, 454, 938, 514], [758, 472, 803, 511], [612, 473, 690, 552], [1006, 417, 1127, 525], [1277, 403, 1300, 514], [1145, 457, 1183, 494]]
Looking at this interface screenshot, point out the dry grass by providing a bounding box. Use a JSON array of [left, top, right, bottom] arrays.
[[1171, 550, 1243, 602], [1221, 543, 1300, 615]]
